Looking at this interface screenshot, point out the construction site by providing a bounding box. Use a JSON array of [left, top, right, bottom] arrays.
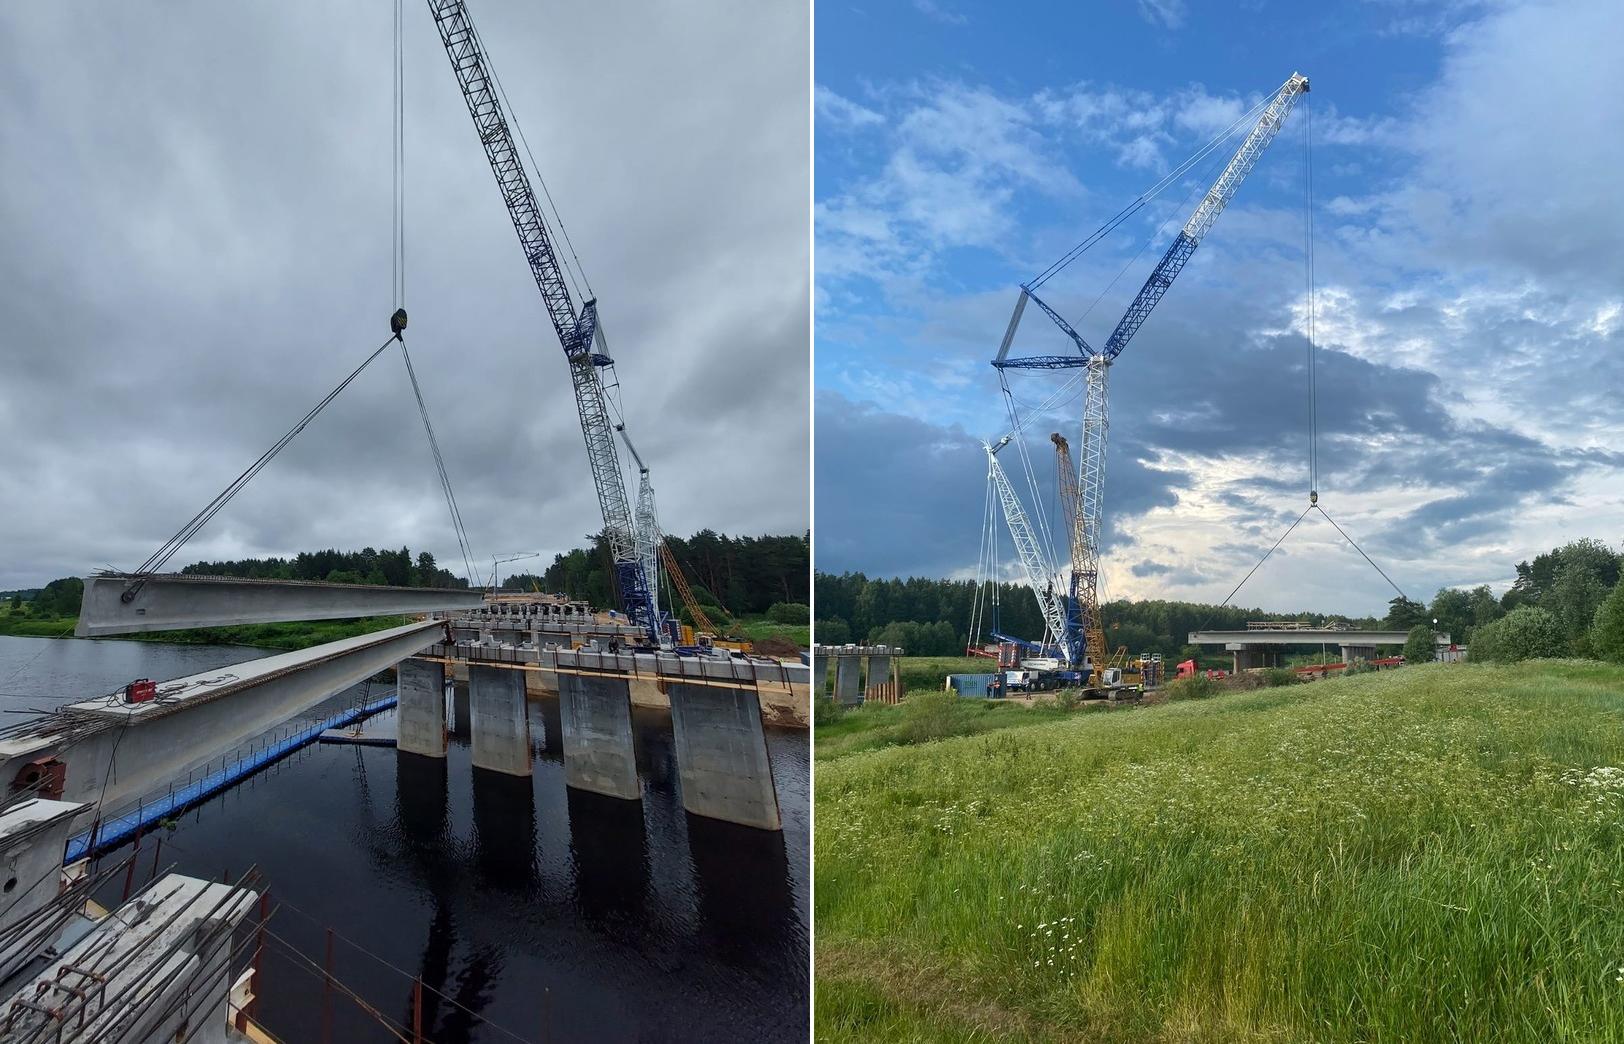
[[0, 1, 808, 1040], [810, 73, 1450, 709]]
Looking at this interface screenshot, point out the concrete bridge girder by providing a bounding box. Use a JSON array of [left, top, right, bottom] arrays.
[[0, 620, 446, 827], [76, 573, 481, 637]]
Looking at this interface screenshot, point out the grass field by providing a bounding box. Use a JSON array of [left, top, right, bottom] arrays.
[[816, 660, 1624, 1042], [731, 614, 810, 649]]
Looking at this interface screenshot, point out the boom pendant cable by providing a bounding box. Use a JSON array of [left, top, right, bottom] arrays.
[[1209, 91, 1409, 612]]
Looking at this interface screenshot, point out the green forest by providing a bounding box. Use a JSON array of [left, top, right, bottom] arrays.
[[815, 538, 1624, 662], [520, 530, 810, 620]]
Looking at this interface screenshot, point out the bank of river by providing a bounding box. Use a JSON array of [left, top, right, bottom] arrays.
[[0, 635, 809, 1042]]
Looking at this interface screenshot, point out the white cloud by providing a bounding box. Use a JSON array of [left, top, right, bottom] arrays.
[[912, 0, 968, 25], [1137, 0, 1188, 30], [815, 85, 883, 128]]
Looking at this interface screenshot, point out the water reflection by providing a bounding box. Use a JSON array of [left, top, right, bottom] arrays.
[[688, 813, 796, 969], [471, 769, 538, 889], [566, 787, 650, 928]]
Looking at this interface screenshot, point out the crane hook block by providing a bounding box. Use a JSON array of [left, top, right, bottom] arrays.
[[390, 308, 409, 338], [1309, 490, 1318, 506]]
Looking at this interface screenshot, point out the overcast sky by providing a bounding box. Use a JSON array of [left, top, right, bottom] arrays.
[[0, 1, 809, 591], [815, 0, 1623, 616]]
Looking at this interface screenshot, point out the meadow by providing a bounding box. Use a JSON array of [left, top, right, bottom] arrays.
[[816, 660, 1624, 1042]]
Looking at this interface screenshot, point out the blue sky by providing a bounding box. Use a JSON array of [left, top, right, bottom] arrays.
[[814, 0, 1624, 616]]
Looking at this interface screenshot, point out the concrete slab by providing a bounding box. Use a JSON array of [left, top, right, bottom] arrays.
[[469, 665, 532, 777], [76, 573, 480, 636], [558, 674, 640, 801], [396, 659, 447, 758], [0, 798, 85, 981], [1, 873, 258, 1042], [668, 683, 780, 831]]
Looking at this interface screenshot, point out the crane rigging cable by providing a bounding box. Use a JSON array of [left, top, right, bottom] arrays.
[[392, 0, 477, 586], [1209, 90, 1410, 611], [128, 3, 482, 588], [130, 335, 401, 580], [1026, 80, 1286, 291]]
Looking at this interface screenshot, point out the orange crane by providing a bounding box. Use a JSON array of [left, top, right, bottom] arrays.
[[658, 541, 721, 640]]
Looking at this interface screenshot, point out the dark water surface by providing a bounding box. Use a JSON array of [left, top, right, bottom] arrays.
[[0, 636, 810, 1042]]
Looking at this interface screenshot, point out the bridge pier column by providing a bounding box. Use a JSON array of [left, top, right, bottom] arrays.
[[668, 683, 781, 831], [1340, 644, 1376, 664], [834, 655, 861, 706], [469, 665, 532, 777], [812, 651, 830, 699], [559, 673, 641, 800], [1231, 647, 1280, 672], [397, 659, 447, 758]]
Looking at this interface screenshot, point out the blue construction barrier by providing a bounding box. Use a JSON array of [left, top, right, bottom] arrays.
[[64, 692, 398, 864]]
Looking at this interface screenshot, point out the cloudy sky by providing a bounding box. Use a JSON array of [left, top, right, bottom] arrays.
[[0, 1, 809, 591], [815, 0, 1623, 616]]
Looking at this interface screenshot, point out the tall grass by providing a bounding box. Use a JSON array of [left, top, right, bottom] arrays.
[[816, 660, 1624, 1042]]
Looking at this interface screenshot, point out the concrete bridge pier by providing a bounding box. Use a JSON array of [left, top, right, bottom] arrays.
[[397, 658, 448, 758], [469, 665, 532, 777], [559, 673, 641, 800], [1230, 646, 1282, 672], [667, 683, 781, 831], [1340, 643, 1378, 663], [812, 651, 830, 699], [834, 655, 861, 706]]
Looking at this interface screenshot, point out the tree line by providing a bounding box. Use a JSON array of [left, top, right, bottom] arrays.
[[814, 571, 1383, 660], [817, 537, 1624, 662], [530, 529, 809, 619]]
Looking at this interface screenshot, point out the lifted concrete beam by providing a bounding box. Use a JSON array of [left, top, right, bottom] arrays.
[[0, 619, 446, 825], [75, 573, 482, 636]]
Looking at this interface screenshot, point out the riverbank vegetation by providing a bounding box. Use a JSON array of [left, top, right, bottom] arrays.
[[816, 660, 1624, 1041], [0, 602, 409, 651]]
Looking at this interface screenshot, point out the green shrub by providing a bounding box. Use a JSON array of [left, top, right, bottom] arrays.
[[767, 601, 810, 625], [1165, 675, 1220, 701], [813, 697, 847, 727], [1590, 581, 1624, 664], [1470, 606, 1563, 663], [895, 690, 976, 745], [1262, 667, 1299, 687], [1403, 624, 1436, 665], [1056, 688, 1083, 710], [1344, 659, 1375, 675]]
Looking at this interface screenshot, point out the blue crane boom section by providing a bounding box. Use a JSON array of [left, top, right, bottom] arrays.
[[425, 0, 658, 641]]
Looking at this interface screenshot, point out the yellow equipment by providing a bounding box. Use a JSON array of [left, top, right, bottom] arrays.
[[658, 541, 721, 638]]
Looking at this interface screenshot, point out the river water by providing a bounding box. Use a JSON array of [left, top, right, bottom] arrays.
[[0, 635, 810, 1042]]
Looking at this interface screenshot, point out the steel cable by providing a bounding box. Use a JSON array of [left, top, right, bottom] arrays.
[[130, 336, 399, 578]]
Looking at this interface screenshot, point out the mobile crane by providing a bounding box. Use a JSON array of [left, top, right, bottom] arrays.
[[425, 0, 659, 642], [986, 73, 1309, 695]]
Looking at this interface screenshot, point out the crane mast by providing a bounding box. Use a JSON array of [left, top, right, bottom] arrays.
[[994, 72, 1309, 682], [985, 439, 1069, 659], [615, 425, 661, 629], [426, 0, 657, 640]]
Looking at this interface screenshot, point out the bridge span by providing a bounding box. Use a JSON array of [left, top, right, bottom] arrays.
[[1187, 626, 1452, 671]]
